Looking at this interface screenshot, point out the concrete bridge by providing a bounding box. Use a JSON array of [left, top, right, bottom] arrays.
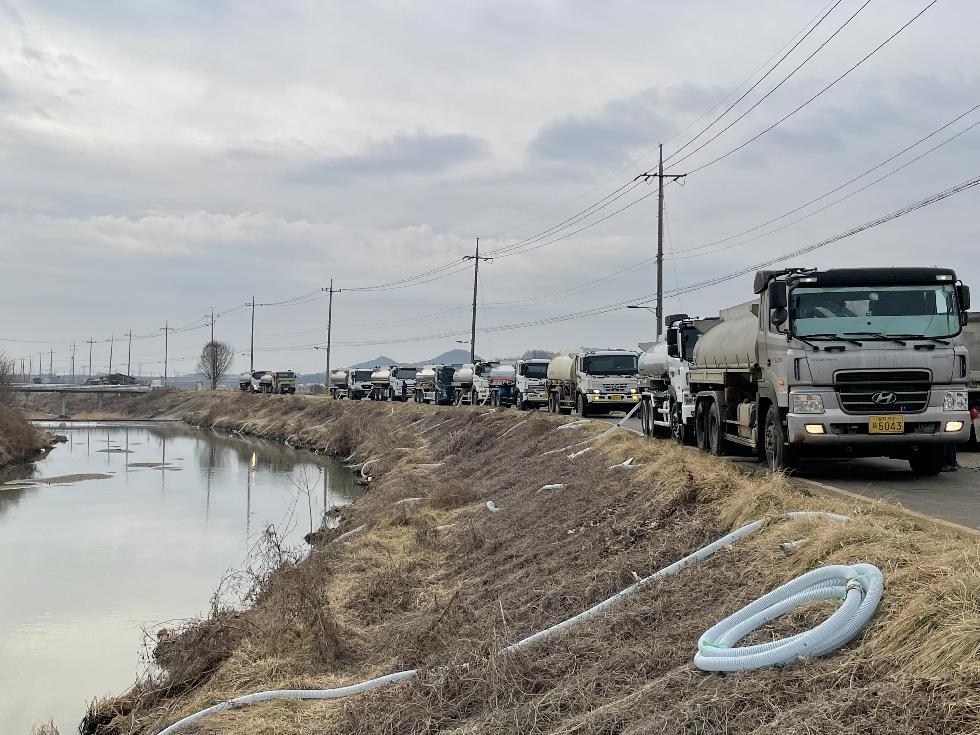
[[10, 383, 152, 417]]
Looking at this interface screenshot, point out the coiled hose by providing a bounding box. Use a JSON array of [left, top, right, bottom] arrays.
[[153, 511, 880, 735]]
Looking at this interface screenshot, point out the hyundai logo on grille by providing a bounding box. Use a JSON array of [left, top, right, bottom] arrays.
[[871, 392, 898, 405]]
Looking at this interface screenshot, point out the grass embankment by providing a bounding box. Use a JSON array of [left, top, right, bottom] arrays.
[[86, 390, 980, 734], [0, 401, 53, 467]]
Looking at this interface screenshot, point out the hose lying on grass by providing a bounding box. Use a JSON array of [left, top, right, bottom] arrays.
[[152, 511, 881, 735]]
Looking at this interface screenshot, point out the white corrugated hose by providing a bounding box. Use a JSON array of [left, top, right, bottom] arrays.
[[153, 511, 880, 735]]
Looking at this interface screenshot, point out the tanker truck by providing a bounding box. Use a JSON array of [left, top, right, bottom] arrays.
[[546, 349, 640, 417], [514, 358, 550, 410], [368, 366, 393, 401], [637, 314, 719, 442], [452, 361, 499, 405], [239, 372, 251, 391], [687, 267, 972, 475], [414, 364, 457, 405], [487, 364, 517, 407], [328, 369, 348, 399], [388, 365, 418, 402]]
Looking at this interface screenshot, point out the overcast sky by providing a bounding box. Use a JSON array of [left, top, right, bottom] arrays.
[[1, 0, 978, 377]]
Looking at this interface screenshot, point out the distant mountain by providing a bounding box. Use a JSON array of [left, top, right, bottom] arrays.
[[348, 355, 399, 370], [421, 348, 478, 366]]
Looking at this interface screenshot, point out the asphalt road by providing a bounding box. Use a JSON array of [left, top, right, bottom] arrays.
[[593, 412, 980, 533]]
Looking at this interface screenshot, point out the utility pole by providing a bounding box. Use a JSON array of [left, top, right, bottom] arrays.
[[321, 280, 340, 387], [638, 144, 687, 338], [127, 330, 132, 378], [108, 335, 114, 375], [463, 237, 493, 364], [70, 343, 75, 384], [87, 339, 94, 378], [246, 297, 256, 373], [49, 348, 53, 379], [209, 307, 215, 345], [162, 322, 170, 385]]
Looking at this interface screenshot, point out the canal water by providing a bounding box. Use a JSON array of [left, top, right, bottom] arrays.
[[0, 422, 360, 734]]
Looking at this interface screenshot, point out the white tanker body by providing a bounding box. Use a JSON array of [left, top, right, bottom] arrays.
[[546, 349, 640, 417], [452, 361, 499, 405], [687, 267, 972, 475], [369, 367, 393, 401]]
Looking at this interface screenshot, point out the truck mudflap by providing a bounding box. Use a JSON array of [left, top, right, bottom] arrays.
[[786, 409, 971, 446]]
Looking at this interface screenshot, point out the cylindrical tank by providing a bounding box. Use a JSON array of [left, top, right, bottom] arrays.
[[452, 364, 474, 387], [546, 354, 575, 383], [416, 365, 437, 385], [488, 364, 516, 384], [692, 312, 759, 369], [329, 370, 348, 387], [638, 342, 669, 378], [370, 367, 392, 385]]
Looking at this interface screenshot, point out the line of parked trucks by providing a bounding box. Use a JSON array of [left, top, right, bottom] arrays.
[[267, 266, 980, 476]]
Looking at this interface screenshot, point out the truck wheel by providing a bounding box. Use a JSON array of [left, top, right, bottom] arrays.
[[515, 392, 525, 411], [471, 390, 479, 406], [578, 393, 590, 418], [707, 401, 725, 456], [695, 400, 709, 452], [669, 400, 686, 444], [763, 406, 795, 472], [639, 400, 651, 436], [908, 446, 944, 476]]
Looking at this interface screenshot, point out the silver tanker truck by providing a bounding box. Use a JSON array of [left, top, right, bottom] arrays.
[[687, 267, 972, 474]]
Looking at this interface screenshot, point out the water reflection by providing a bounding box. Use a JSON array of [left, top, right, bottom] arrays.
[[0, 422, 360, 734]]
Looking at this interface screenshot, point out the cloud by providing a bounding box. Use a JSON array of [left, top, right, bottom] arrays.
[[293, 132, 489, 185], [528, 88, 672, 169]]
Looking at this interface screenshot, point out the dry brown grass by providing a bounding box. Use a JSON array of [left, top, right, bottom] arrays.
[[0, 402, 49, 466], [86, 391, 980, 735]]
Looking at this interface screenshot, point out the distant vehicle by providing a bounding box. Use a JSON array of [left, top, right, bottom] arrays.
[[31, 377, 43, 384], [84, 373, 136, 386], [239, 372, 251, 391], [150, 379, 163, 389], [249, 370, 274, 393], [547, 349, 640, 416], [329, 369, 373, 400], [271, 370, 297, 394], [414, 364, 458, 405], [514, 358, 550, 411]]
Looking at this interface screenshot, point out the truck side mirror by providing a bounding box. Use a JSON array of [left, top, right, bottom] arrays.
[[771, 307, 788, 328], [665, 327, 680, 358], [957, 284, 971, 311], [767, 281, 787, 309]]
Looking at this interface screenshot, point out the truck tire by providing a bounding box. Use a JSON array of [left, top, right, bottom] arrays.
[[763, 405, 795, 472], [471, 389, 479, 406], [639, 400, 651, 436], [669, 399, 687, 444], [548, 393, 557, 413], [515, 392, 525, 411], [695, 400, 709, 452], [908, 446, 944, 476], [707, 400, 725, 456]]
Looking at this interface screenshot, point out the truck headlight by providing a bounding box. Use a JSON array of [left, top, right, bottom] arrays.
[[591, 389, 600, 395], [791, 393, 824, 414], [629, 388, 637, 394], [943, 390, 968, 412]]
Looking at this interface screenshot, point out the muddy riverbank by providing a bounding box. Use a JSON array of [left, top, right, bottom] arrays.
[[0, 401, 56, 468], [82, 390, 980, 734]]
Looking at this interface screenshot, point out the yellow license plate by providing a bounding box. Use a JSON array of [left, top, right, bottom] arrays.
[[609, 394, 622, 401], [869, 415, 904, 434]]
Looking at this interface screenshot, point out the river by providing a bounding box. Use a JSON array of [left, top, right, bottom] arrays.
[[0, 421, 360, 734]]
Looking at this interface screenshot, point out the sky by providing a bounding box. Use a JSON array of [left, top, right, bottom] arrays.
[[1, 0, 978, 378]]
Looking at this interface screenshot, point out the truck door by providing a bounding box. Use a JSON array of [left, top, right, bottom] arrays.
[[760, 288, 789, 408]]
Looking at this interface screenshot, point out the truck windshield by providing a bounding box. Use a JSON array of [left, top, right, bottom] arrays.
[[475, 362, 498, 377], [275, 372, 295, 378], [438, 366, 456, 382], [354, 370, 373, 381], [396, 368, 417, 379], [582, 354, 638, 375], [524, 363, 548, 379], [791, 284, 960, 339]]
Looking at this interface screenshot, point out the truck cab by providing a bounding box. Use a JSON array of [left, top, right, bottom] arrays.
[[514, 358, 550, 410], [690, 267, 972, 475], [347, 369, 374, 400], [389, 365, 418, 402], [272, 370, 296, 394], [250, 370, 273, 393]]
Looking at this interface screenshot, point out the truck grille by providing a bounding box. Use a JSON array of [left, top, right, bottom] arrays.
[[603, 383, 629, 392], [833, 369, 930, 414]]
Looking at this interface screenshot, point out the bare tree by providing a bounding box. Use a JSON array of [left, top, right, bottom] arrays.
[[198, 341, 234, 390], [521, 349, 557, 360], [0, 351, 13, 405]]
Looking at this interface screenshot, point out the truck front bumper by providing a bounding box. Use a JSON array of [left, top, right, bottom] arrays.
[[524, 391, 548, 404], [586, 393, 641, 407], [787, 408, 971, 446]]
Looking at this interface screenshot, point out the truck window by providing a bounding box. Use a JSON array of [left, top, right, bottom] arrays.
[[791, 284, 959, 338], [582, 354, 638, 375], [396, 367, 417, 380], [680, 328, 699, 362], [524, 363, 548, 379], [354, 370, 373, 381]]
